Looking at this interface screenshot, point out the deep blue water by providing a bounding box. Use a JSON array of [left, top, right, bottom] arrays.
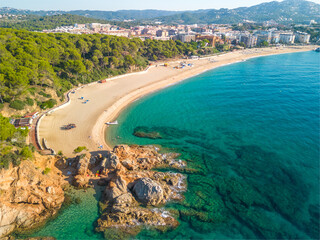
[[107, 51, 320, 239]]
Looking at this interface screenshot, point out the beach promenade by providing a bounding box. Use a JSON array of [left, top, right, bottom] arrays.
[[38, 45, 315, 157]]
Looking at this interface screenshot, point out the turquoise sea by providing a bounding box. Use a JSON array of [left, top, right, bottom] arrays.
[[27, 51, 320, 239]]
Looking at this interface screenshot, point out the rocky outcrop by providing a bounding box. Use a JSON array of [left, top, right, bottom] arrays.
[[95, 145, 186, 238], [0, 158, 66, 238], [133, 178, 164, 206], [75, 153, 91, 175], [73, 175, 89, 188], [105, 152, 121, 170], [0, 144, 186, 239]]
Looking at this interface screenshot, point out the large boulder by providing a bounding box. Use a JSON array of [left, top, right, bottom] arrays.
[[99, 152, 121, 172], [121, 159, 136, 170], [73, 175, 89, 188], [104, 177, 128, 203], [76, 154, 90, 175], [132, 178, 164, 206], [105, 152, 121, 170]]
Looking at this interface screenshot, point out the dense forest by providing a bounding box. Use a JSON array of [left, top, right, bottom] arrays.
[[0, 14, 141, 31], [0, 28, 217, 113]]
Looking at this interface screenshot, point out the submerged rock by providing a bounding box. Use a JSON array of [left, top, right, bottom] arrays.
[[133, 126, 163, 139]]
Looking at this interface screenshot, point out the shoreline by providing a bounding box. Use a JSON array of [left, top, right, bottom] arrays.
[[38, 45, 316, 157], [99, 46, 316, 149]]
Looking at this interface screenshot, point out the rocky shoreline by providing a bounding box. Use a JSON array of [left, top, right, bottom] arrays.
[[94, 145, 186, 239], [0, 153, 67, 238], [0, 145, 187, 239]]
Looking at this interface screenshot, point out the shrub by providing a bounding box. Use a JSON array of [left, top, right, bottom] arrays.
[[43, 167, 51, 175], [25, 97, 34, 106], [0, 155, 10, 169], [11, 131, 27, 148], [9, 100, 25, 110], [40, 99, 57, 109], [28, 144, 35, 152], [1, 146, 13, 155], [17, 127, 29, 137], [58, 150, 63, 156], [0, 103, 3, 110], [0, 152, 20, 169], [74, 146, 88, 153], [0, 114, 16, 141], [20, 146, 33, 159], [12, 157, 21, 167], [39, 91, 52, 98], [28, 87, 36, 95]]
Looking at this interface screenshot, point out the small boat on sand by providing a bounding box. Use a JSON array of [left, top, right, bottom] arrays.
[[106, 120, 118, 125]]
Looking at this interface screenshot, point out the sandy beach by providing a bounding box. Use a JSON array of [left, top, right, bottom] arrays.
[[38, 45, 315, 157]]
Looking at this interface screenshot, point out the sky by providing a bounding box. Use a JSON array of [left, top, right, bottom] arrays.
[[1, 0, 319, 11]]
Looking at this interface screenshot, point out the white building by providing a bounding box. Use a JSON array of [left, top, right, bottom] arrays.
[[280, 32, 295, 44], [295, 32, 310, 44]]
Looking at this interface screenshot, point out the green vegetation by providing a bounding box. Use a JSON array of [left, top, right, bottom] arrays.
[[20, 146, 33, 159], [258, 41, 269, 47], [39, 91, 51, 98], [154, 0, 320, 24], [0, 28, 218, 111], [216, 43, 230, 51], [0, 14, 113, 31], [43, 167, 51, 174], [74, 146, 88, 153], [25, 97, 34, 106], [39, 99, 57, 110], [0, 27, 221, 167], [9, 100, 26, 110], [293, 24, 320, 43], [0, 114, 18, 141], [0, 114, 33, 169]]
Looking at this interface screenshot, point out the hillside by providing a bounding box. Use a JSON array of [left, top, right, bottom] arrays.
[[0, 14, 112, 31], [1, 0, 319, 24], [0, 14, 142, 31], [154, 0, 320, 24], [0, 8, 181, 21]]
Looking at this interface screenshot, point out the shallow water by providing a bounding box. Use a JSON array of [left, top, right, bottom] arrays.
[[23, 51, 319, 240], [22, 187, 104, 240], [107, 51, 320, 239]]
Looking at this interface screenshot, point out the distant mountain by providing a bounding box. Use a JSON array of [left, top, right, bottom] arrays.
[[154, 0, 320, 24], [1, 0, 319, 24], [0, 7, 182, 21]]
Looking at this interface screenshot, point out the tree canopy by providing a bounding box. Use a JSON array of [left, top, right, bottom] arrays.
[[0, 28, 202, 104]]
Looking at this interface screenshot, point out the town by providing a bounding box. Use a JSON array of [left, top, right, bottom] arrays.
[[42, 22, 313, 48]]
